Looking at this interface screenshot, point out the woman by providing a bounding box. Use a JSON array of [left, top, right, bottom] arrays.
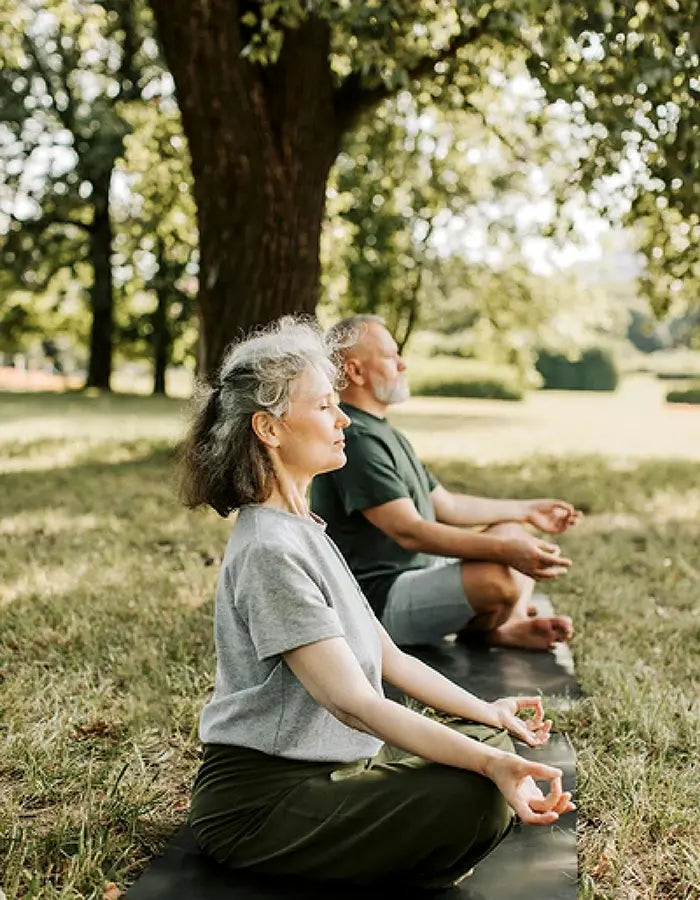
[[180, 317, 574, 890]]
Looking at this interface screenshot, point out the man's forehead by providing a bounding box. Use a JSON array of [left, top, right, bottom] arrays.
[[354, 322, 395, 354]]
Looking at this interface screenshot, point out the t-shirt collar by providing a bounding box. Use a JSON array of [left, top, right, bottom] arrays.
[[340, 402, 387, 424], [240, 504, 327, 531]]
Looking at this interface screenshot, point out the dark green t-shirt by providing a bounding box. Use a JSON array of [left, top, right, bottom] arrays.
[[310, 403, 439, 617]]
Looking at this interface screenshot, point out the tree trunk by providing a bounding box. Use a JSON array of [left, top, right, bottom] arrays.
[[152, 283, 170, 395], [85, 174, 114, 389], [151, 2, 345, 376]]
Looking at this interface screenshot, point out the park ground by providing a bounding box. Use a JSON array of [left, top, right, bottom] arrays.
[[0, 376, 698, 899]]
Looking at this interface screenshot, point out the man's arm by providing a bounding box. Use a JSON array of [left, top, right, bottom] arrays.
[[362, 497, 571, 580], [431, 485, 582, 534], [431, 485, 528, 527]]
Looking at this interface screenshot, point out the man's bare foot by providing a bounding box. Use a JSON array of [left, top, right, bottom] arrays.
[[486, 615, 574, 650]]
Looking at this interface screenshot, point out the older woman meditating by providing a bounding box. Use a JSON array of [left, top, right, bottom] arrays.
[[180, 317, 573, 890]]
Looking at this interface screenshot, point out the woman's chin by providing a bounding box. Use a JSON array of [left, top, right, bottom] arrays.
[[317, 451, 346, 475]]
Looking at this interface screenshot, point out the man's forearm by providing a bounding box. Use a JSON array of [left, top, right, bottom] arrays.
[[438, 493, 527, 528], [402, 517, 510, 562]]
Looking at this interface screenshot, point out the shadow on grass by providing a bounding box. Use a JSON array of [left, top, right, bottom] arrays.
[[1, 442, 180, 517], [3, 447, 699, 522]]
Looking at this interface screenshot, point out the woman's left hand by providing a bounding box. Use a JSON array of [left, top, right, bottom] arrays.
[[490, 696, 552, 747]]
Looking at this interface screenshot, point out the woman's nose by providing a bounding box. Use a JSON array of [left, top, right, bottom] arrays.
[[398, 357, 406, 372], [337, 407, 351, 429]]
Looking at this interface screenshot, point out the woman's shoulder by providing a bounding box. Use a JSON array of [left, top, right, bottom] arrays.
[[227, 506, 325, 565]]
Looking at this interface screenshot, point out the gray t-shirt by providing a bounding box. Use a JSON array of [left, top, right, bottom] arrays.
[[199, 505, 384, 763]]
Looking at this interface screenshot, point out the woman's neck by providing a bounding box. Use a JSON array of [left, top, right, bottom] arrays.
[[262, 477, 311, 517]]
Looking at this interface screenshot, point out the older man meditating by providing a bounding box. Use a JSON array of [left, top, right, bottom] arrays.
[[311, 315, 582, 650]]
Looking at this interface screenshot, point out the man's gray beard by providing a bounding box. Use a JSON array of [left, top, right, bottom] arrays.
[[373, 378, 410, 405]]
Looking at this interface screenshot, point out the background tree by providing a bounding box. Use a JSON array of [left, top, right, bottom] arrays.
[[149, 0, 698, 376], [112, 97, 198, 394], [0, 0, 159, 388], [321, 76, 588, 353]]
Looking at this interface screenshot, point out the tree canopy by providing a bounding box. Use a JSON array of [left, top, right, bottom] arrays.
[[1, 0, 697, 379], [148, 0, 698, 373]]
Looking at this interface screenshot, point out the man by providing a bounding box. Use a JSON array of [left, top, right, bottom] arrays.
[[310, 315, 582, 650]]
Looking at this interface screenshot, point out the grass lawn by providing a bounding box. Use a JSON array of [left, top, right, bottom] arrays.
[[1, 382, 698, 899]]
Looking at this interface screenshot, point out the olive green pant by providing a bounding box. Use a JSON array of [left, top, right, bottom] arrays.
[[189, 718, 514, 889]]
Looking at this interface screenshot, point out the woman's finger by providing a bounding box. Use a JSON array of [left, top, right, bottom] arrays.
[[553, 791, 575, 815], [526, 762, 563, 781], [518, 805, 560, 825], [515, 696, 544, 720], [528, 777, 563, 813]]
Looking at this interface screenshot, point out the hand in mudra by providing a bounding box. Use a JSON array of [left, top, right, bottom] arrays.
[[491, 696, 552, 747], [485, 754, 575, 826], [526, 500, 582, 534]]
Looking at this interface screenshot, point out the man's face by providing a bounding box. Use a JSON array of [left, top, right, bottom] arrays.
[[352, 323, 409, 405]]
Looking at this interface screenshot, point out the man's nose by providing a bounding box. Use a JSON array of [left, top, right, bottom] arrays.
[[397, 357, 406, 372]]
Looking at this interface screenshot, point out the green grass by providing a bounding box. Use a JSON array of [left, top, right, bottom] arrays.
[[1, 387, 699, 899]]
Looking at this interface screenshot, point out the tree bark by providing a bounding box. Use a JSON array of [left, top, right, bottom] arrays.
[[151, 2, 345, 376], [85, 173, 114, 389], [152, 282, 170, 395]]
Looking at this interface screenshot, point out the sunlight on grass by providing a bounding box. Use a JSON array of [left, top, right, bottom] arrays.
[[391, 375, 700, 463]]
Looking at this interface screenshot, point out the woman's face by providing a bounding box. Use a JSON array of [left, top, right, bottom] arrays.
[[276, 364, 350, 479]]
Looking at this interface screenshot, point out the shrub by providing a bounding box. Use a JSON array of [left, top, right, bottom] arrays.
[[666, 385, 700, 404], [412, 377, 523, 401], [657, 371, 700, 381], [535, 347, 619, 391], [407, 355, 528, 400]]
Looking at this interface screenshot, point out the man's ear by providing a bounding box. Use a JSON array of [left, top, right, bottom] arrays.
[[344, 356, 365, 387], [251, 411, 281, 448]]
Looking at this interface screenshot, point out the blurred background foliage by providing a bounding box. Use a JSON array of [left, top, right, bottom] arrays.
[[0, 0, 698, 397]]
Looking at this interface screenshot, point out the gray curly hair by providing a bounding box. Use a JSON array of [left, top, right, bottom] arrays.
[[179, 316, 337, 517]]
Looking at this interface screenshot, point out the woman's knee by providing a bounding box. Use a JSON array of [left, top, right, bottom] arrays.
[[432, 767, 513, 846]]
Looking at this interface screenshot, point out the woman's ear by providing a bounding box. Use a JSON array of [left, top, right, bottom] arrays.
[[251, 411, 281, 448]]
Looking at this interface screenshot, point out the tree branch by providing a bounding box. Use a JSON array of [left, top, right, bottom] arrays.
[[112, 0, 141, 101], [335, 15, 494, 126], [9, 210, 93, 236], [462, 98, 529, 165], [23, 33, 78, 135]]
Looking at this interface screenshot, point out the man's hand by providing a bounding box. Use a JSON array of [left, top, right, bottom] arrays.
[[490, 696, 552, 747], [525, 499, 582, 534], [503, 533, 572, 580], [485, 753, 575, 825]]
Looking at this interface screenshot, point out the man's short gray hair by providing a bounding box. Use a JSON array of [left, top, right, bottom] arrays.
[[179, 316, 336, 516], [326, 314, 386, 355]]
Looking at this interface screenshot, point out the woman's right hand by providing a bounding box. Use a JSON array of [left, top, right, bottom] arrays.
[[485, 752, 575, 825]]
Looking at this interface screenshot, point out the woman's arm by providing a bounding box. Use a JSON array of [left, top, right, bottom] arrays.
[[283, 637, 573, 825], [376, 622, 552, 748]]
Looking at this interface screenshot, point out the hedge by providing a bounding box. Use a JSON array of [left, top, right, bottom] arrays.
[[535, 347, 619, 391], [666, 386, 700, 404], [410, 377, 523, 401]]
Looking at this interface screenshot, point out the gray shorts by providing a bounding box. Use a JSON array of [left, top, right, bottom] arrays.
[[380, 558, 474, 646]]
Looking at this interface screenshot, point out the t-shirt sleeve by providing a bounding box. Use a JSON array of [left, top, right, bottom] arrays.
[[423, 463, 439, 491], [231, 543, 344, 661], [332, 432, 411, 514]]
